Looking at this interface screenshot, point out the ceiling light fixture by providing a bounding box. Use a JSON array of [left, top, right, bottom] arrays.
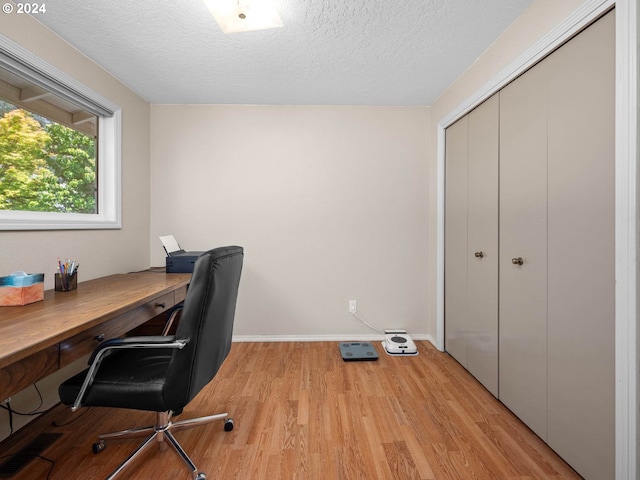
[[203, 0, 283, 34]]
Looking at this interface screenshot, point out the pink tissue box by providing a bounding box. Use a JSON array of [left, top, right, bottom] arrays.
[[0, 273, 45, 306]]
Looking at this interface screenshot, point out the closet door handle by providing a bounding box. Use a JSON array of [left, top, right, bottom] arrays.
[[511, 257, 524, 266], [474, 251, 484, 258]]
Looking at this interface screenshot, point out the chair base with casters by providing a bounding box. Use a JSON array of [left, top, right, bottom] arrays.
[[90, 410, 234, 480]]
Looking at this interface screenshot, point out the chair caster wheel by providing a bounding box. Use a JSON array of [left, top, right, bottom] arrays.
[[196, 473, 207, 480], [224, 418, 234, 432], [92, 440, 105, 454]]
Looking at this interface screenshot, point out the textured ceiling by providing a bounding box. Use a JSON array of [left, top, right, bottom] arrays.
[[33, 0, 533, 106]]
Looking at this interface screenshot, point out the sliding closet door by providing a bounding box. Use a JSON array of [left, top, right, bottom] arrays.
[[445, 13, 614, 478], [445, 96, 499, 395], [444, 117, 468, 366], [546, 11, 615, 479], [466, 95, 499, 397], [499, 59, 549, 439]]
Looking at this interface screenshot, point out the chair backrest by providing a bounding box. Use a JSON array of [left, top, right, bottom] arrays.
[[163, 246, 243, 411]]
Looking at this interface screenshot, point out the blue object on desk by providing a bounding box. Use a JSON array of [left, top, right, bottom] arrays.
[[0, 272, 44, 286], [0, 272, 45, 306], [166, 252, 203, 273], [160, 235, 203, 273]]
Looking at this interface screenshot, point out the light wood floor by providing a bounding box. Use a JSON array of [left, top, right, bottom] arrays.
[[1, 341, 580, 479]]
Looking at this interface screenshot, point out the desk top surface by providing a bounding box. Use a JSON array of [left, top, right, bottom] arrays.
[[0, 272, 191, 370]]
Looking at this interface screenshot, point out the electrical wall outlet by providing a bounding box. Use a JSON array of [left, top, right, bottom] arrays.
[[348, 300, 357, 314]]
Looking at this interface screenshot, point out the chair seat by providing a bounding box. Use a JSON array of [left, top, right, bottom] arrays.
[[60, 348, 173, 411]]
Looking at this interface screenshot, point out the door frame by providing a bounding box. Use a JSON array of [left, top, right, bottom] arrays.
[[435, 0, 637, 478]]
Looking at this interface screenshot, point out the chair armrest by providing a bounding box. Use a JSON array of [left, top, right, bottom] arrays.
[[72, 336, 188, 411], [162, 302, 184, 335], [86, 335, 184, 364]]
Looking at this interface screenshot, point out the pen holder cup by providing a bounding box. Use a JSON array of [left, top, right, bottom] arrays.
[[55, 273, 77, 292]]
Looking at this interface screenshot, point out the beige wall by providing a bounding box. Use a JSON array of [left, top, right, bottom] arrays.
[[0, 13, 150, 439], [150, 105, 431, 339], [428, 0, 589, 336], [0, 13, 152, 284]]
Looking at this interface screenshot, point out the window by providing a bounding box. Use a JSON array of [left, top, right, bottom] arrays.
[[0, 34, 121, 230], [0, 98, 97, 214]]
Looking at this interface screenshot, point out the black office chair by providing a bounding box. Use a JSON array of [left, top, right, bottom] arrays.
[[59, 246, 243, 480]]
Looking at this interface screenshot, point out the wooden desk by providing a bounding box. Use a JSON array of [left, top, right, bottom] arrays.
[[0, 272, 191, 399]]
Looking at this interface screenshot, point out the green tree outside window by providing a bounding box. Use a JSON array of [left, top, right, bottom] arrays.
[[0, 100, 97, 213]]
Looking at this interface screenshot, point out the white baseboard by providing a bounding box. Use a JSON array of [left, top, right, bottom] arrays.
[[232, 333, 437, 347]]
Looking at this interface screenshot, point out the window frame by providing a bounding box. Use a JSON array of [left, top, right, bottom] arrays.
[[0, 34, 122, 230]]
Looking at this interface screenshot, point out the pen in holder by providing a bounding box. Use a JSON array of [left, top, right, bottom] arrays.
[[55, 272, 77, 291], [55, 258, 78, 292]]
